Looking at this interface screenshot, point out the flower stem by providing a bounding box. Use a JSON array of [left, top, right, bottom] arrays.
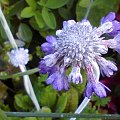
[[0, 6, 18, 49], [70, 97, 90, 120], [0, 6, 40, 111], [84, 0, 93, 19]]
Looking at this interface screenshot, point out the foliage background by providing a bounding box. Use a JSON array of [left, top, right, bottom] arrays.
[[0, 0, 120, 119]]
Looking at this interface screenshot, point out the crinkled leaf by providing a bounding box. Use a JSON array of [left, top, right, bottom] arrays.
[[46, 0, 69, 9], [38, 86, 57, 108], [42, 7, 56, 29], [92, 95, 111, 107], [55, 93, 68, 113], [25, 0, 37, 9], [15, 94, 33, 111], [17, 23, 33, 43], [65, 87, 78, 112], [21, 7, 35, 18], [34, 11, 45, 29]]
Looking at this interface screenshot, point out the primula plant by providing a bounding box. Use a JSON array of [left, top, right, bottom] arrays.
[[1, 0, 120, 120]]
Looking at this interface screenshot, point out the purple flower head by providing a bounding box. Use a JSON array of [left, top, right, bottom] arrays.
[[39, 19, 119, 98], [101, 12, 120, 36], [9, 48, 29, 67], [41, 36, 57, 54]]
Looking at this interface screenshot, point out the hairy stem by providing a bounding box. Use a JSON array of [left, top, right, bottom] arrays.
[[84, 0, 93, 19], [70, 97, 90, 120], [0, 6, 40, 111]]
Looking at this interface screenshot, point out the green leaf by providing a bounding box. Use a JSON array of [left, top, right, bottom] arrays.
[[55, 93, 68, 113], [37, 107, 52, 120], [17, 23, 33, 43], [0, 0, 9, 5], [37, 0, 48, 7], [29, 17, 41, 31], [0, 109, 8, 120], [79, 0, 90, 8], [24, 117, 37, 120], [0, 24, 7, 39], [76, 0, 120, 26], [46, 0, 69, 9], [15, 94, 33, 111], [34, 11, 45, 28], [38, 86, 57, 108], [8, 1, 26, 16], [65, 87, 78, 112], [58, 8, 71, 20], [92, 95, 111, 107], [42, 7, 56, 29], [25, 0, 37, 9], [21, 7, 35, 18]]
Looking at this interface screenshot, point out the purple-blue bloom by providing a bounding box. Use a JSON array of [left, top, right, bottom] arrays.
[[39, 19, 119, 98], [101, 12, 120, 37]]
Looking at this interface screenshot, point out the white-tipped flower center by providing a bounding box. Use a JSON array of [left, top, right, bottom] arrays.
[[55, 20, 108, 63]]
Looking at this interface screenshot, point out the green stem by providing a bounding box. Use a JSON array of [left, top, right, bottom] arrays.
[[0, 68, 39, 80], [5, 112, 120, 119], [0, 6, 18, 49], [0, 6, 40, 111]]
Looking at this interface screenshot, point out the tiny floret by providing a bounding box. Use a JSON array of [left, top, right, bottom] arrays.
[[39, 19, 119, 98], [9, 48, 29, 67]]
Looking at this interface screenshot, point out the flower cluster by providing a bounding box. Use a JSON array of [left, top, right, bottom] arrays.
[[9, 48, 29, 67], [39, 19, 120, 98]]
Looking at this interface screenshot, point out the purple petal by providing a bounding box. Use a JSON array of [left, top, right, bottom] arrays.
[[63, 20, 76, 29], [41, 42, 54, 53], [112, 20, 120, 31], [52, 75, 64, 91], [38, 60, 51, 74], [46, 36, 57, 44], [96, 57, 117, 77], [43, 53, 58, 67], [101, 12, 115, 23], [84, 82, 93, 98], [46, 73, 58, 84], [84, 82, 110, 98], [63, 78, 69, 90], [93, 83, 107, 98]]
